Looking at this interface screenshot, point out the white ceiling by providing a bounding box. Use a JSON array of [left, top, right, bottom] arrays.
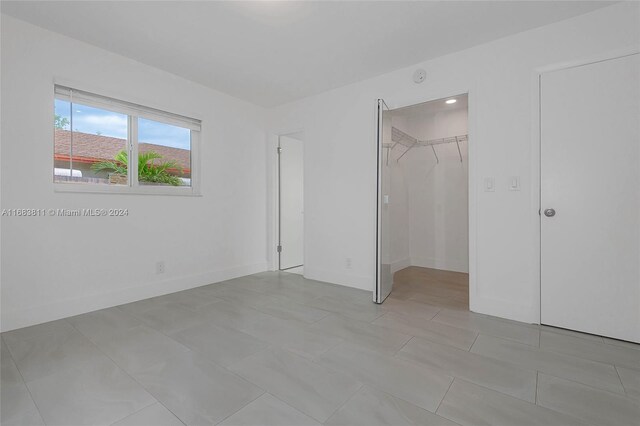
[[1, 1, 614, 107]]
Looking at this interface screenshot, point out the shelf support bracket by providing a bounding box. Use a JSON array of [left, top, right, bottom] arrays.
[[397, 144, 414, 162], [455, 136, 463, 163], [431, 145, 439, 164]]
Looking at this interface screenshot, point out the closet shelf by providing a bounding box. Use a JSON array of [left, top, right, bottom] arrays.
[[390, 126, 467, 163], [418, 134, 468, 146]]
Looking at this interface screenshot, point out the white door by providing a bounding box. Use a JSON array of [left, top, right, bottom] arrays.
[[279, 135, 304, 270], [541, 53, 640, 343]]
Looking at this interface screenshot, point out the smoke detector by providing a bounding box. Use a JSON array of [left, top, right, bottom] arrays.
[[413, 69, 426, 84]]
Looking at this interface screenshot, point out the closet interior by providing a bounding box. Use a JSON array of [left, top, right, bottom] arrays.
[[379, 94, 470, 308]]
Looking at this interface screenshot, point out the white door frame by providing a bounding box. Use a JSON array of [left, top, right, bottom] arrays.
[[267, 129, 305, 272], [531, 46, 640, 324], [376, 89, 476, 310]]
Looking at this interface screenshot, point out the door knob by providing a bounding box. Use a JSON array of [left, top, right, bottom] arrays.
[[544, 208, 556, 217]]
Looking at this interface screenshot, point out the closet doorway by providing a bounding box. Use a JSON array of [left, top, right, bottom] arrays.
[[375, 95, 469, 308], [278, 133, 304, 274]]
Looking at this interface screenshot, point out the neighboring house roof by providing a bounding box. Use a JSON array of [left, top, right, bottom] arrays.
[[54, 129, 191, 172]]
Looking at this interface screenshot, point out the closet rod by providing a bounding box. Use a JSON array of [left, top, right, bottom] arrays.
[[417, 134, 468, 147]]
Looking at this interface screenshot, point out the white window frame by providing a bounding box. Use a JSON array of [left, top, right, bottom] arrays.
[[53, 85, 201, 196]]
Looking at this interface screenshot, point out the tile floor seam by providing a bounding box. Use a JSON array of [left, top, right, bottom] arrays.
[[536, 335, 636, 370], [537, 328, 542, 348], [130, 298, 296, 353], [309, 335, 347, 360], [537, 370, 638, 402], [317, 382, 365, 425], [12, 336, 109, 385], [536, 373, 640, 425], [143, 347, 267, 425], [219, 345, 294, 396], [249, 302, 332, 326], [220, 365, 271, 396], [62, 318, 167, 424], [398, 339, 540, 405], [392, 325, 477, 353], [346, 378, 457, 422], [369, 309, 388, 323], [265, 343, 395, 419], [534, 370, 539, 405], [211, 387, 268, 426], [392, 334, 416, 356], [613, 365, 629, 397], [266, 339, 342, 371], [476, 331, 625, 374], [469, 343, 628, 396], [434, 376, 456, 413], [307, 308, 333, 324], [315, 341, 464, 416], [435, 307, 541, 324], [1, 334, 48, 426], [377, 311, 482, 346], [437, 377, 588, 426], [261, 391, 326, 425], [111, 402, 187, 426], [326, 383, 466, 426], [67, 315, 194, 371], [467, 331, 480, 352], [223, 345, 360, 424], [429, 320, 539, 348]]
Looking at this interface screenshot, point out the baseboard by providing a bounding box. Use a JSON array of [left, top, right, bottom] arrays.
[[410, 256, 469, 274], [1, 262, 268, 332], [391, 258, 411, 274], [471, 295, 538, 324], [303, 266, 373, 292]]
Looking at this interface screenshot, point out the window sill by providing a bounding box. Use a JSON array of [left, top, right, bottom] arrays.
[[53, 182, 202, 197]]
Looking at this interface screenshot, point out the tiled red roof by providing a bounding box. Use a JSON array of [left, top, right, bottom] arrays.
[[54, 129, 190, 171]]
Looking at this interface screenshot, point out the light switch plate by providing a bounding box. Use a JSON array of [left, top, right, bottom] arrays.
[[509, 176, 520, 191], [484, 177, 495, 192]]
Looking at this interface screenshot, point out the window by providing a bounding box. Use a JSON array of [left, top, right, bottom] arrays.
[[53, 85, 200, 195]]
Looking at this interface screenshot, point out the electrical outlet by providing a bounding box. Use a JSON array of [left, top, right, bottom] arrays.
[[156, 261, 165, 274], [346, 257, 352, 269]]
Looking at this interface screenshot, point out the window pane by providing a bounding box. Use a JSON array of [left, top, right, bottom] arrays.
[[54, 99, 73, 180], [54, 100, 128, 185], [137, 118, 191, 187]]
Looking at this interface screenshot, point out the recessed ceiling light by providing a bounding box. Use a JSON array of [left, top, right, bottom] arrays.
[[445, 99, 457, 104]]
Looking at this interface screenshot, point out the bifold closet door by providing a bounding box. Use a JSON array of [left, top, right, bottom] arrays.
[[375, 99, 393, 303], [279, 135, 304, 270], [540, 53, 640, 343]]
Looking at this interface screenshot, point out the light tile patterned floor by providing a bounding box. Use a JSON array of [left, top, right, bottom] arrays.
[[1, 267, 639, 425]]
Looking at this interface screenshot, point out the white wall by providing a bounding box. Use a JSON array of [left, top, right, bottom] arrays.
[[267, 3, 640, 323], [0, 16, 268, 331], [402, 105, 469, 273]]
